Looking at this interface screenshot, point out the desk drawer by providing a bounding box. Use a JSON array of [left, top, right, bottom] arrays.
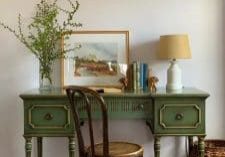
[[159, 104, 201, 129], [153, 98, 205, 135], [28, 105, 70, 129], [24, 102, 74, 135]]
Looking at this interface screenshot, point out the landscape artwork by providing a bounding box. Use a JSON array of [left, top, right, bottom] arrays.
[[62, 31, 129, 87], [72, 42, 118, 77]]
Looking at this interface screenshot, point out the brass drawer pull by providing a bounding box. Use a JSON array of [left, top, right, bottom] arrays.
[[175, 113, 183, 120], [44, 113, 53, 120]]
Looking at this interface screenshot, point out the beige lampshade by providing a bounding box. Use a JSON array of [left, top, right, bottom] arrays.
[[158, 34, 191, 59]]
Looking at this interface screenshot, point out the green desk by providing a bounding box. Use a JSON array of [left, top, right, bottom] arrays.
[[20, 88, 209, 157]]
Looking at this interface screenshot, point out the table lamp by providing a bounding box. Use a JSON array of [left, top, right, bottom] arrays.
[[158, 34, 191, 91]]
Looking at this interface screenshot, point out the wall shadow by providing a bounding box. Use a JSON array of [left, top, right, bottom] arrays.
[[130, 39, 168, 87], [131, 39, 167, 69], [131, 39, 159, 64]]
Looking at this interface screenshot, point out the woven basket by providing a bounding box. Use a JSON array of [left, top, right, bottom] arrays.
[[190, 140, 225, 157]]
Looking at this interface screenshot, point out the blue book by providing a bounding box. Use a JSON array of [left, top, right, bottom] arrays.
[[142, 63, 148, 90], [140, 63, 148, 90], [140, 63, 144, 90]]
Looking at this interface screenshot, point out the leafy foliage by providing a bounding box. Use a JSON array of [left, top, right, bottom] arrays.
[[0, 0, 82, 83]]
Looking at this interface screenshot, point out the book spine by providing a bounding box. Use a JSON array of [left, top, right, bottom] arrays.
[[140, 63, 144, 90], [136, 62, 141, 90], [132, 62, 137, 91], [143, 63, 149, 90], [127, 64, 133, 90]]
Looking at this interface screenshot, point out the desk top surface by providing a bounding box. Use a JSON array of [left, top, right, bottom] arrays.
[[20, 87, 209, 99]]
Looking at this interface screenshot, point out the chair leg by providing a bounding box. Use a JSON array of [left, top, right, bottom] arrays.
[[37, 137, 43, 157]]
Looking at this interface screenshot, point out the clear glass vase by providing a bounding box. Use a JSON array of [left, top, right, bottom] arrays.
[[39, 76, 52, 91], [39, 64, 52, 91]]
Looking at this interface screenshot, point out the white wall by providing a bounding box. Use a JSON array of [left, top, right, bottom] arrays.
[[0, 0, 224, 157]]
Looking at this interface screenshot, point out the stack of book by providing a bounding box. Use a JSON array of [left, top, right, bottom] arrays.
[[127, 62, 149, 91]]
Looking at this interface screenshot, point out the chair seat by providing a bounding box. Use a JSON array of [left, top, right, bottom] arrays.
[[87, 141, 143, 157]]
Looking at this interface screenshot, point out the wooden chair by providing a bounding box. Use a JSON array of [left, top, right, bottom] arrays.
[[66, 86, 143, 157]]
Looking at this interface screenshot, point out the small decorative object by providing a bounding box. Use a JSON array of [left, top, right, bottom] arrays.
[[0, 0, 82, 90], [148, 76, 159, 92], [119, 77, 128, 90], [61, 31, 129, 88], [158, 34, 191, 91]]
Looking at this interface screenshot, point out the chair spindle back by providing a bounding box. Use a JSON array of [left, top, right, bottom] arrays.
[[66, 86, 109, 157]]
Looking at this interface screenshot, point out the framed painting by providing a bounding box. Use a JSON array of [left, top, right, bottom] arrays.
[[61, 31, 129, 88]]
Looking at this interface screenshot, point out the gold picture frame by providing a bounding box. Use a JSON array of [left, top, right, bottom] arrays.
[[61, 31, 129, 88]]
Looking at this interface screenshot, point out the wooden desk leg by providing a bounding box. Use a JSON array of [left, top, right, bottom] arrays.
[[198, 136, 205, 157], [37, 137, 43, 157], [188, 136, 194, 156], [154, 136, 161, 157], [69, 137, 75, 157], [25, 137, 32, 157]]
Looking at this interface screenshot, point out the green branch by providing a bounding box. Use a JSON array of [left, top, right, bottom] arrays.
[[0, 0, 82, 83]]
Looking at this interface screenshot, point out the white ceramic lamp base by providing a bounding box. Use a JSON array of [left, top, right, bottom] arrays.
[[166, 59, 183, 91]]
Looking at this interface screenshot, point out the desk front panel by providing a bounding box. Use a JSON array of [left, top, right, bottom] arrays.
[[153, 97, 205, 135], [23, 95, 152, 136], [24, 98, 74, 136]]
